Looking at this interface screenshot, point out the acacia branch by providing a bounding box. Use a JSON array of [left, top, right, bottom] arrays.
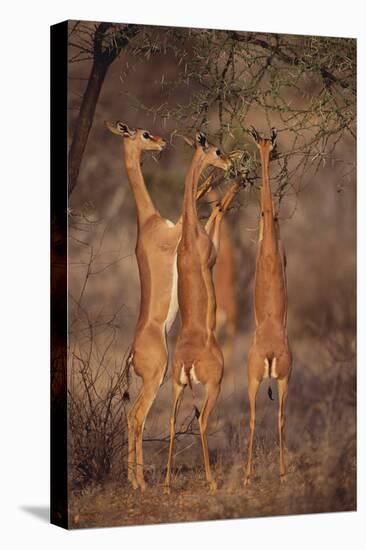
[[231, 31, 356, 95]]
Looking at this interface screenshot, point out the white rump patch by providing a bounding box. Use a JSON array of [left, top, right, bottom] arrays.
[[179, 366, 188, 385], [263, 357, 278, 379], [179, 364, 201, 386], [190, 365, 200, 385], [271, 357, 278, 379]]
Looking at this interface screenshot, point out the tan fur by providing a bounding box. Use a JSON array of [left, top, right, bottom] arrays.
[[245, 128, 292, 484], [206, 186, 240, 362], [165, 133, 230, 493], [106, 122, 212, 491]]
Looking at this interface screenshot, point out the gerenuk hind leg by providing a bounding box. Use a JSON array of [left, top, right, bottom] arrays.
[[164, 380, 184, 494], [198, 382, 220, 492]]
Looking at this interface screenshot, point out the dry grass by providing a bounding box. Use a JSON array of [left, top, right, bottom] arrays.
[[69, 437, 355, 529], [69, 329, 356, 528]]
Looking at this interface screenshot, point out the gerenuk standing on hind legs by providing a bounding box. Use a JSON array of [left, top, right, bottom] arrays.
[[105, 122, 212, 491], [244, 127, 292, 485], [164, 132, 230, 494]]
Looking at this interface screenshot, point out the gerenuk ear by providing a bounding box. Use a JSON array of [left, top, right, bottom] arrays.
[[104, 120, 136, 137], [117, 122, 136, 137], [270, 127, 278, 149], [195, 130, 208, 150], [248, 125, 260, 143]]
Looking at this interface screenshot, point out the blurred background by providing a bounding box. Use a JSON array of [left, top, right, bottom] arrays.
[[66, 22, 356, 527]]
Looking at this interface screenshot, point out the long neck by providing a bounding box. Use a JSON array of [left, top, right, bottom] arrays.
[[176, 172, 212, 227], [182, 149, 205, 231], [123, 142, 157, 224], [259, 147, 277, 253], [205, 180, 241, 252]]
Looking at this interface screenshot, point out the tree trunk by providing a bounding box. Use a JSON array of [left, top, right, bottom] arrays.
[[68, 23, 140, 197], [68, 59, 108, 197]]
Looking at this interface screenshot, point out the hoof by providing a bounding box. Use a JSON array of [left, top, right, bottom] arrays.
[[129, 478, 139, 491], [280, 474, 286, 483], [244, 476, 251, 486], [209, 480, 217, 493], [163, 484, 171, 495], [138, 480, 147, 492]]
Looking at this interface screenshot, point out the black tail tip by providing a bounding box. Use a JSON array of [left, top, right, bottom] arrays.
[[194, 406, 200, 419], [268, 387, 274, 401], [122, 390, 130, 402]]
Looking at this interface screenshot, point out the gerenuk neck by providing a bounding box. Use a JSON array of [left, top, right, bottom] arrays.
[[181, 149, 205, 240], [259, 147, 278, 256], [123, 143, 158, 225], [179, 150, 216, 334]]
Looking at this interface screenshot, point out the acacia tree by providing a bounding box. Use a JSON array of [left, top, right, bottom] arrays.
[[69, 24, 356, 203], [125, 28, 356, 211]]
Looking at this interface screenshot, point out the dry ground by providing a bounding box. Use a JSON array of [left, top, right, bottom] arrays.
[[69, 332, 356, 529], [70, 444, 355, 529]]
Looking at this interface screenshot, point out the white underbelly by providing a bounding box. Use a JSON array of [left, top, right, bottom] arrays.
[[165, 253, 179, 333]]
